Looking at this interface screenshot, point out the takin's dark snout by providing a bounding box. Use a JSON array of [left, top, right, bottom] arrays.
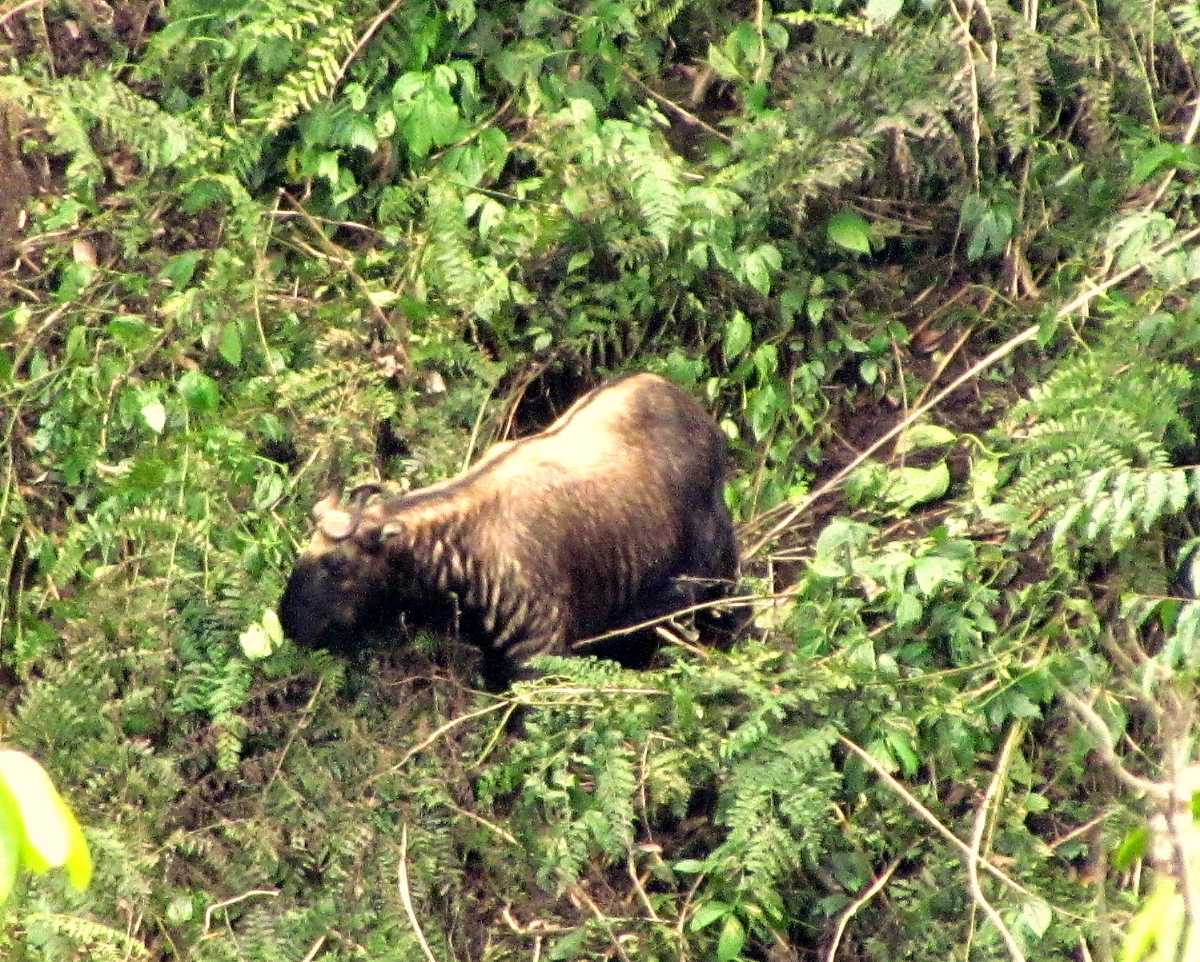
[[278, 372, 738, 687]]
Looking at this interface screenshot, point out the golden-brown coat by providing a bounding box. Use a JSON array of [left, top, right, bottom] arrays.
[[279, 373, 737, 686]]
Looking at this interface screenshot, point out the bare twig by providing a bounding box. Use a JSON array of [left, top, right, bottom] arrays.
[[966, 723, 1027, 962], [743, 224, 1200, 558], [569, 885, 634, 962], [627, 853, 663, 923], [1057, 687, 1170, 800], [261, 677, 323, 801], [299, 935, 327, 962], [1144, 95, 1200, 211], [0, 0, 44, 28], [837, 735, 1079, 914], [201, 889, 279, 937], [442, 800, 520, 847], [824, 854, 903, 962], [278, 190, 410, 369], [334, 0, 404, 91], [368, 699, 511, 782], [621, 68, 732, 144], [398, 825, 441, 962], [572, 592, 788, 650]]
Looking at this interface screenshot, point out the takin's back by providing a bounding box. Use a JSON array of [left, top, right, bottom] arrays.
[[279, 372, 737, 684]]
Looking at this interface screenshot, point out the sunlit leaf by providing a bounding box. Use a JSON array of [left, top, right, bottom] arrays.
[[827, 211, 872, 255]]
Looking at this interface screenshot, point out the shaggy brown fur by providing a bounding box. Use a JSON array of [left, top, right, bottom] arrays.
[[279, 373, 738, 686]]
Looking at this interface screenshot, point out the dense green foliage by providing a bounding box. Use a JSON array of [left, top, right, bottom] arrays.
[[2, 0, 1200, 958]]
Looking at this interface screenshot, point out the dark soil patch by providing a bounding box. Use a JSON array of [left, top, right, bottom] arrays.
[[1, 2, 157, 71]]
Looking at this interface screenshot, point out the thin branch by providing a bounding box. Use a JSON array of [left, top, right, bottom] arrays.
[[278, 189, 411, 369], [367, 699, 511, 782], [0, 0, 44, 28], [201, 889, 279, 937], [398, 825, 441, 962], [1144, 95, 1200, 211], [744, 224, 1200, 558], [569, 885, 634, 962], [1057, 687, 1170, 800], [261, 677, 323, 801], [967, 723, 1027, 962], [837, 735, 1078, 915], [334, 0, 404, 91], [621, 68, 732, 144], [442, 799, 520, 847], [824, 854, 904, 962], [627, 854, 663, 923]]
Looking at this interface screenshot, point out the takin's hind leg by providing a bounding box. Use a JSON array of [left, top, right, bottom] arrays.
[[682, 494, 743, 640], [582, 576, 711, 669]]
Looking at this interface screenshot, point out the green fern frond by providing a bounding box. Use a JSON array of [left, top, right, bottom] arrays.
[[261, 17, 357, 133]]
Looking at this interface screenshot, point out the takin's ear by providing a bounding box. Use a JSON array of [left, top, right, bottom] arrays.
[[313, 493, 356, 541], [377, 520, 404, 545]]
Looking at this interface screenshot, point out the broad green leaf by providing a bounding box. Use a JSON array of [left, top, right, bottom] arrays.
[[724, 312, 752, 360], [177, 370, 220, 413], [316, 151, 340, 185], [374, 108, 396, 139], [885, 729, 919, 776], [477, 198, 506, 239], [0, 790, 19, 904], [865, 0, 902, 24], [664, 351, 704, 387], [0, 750, 92, 891], [343, 116, 378, 153], [812, 518, 875, 577], [913, 554, 964, 595], [966, 206, 1014, 261], [1129, 143, 1186, 186], [161, 251, 201, 289], [895, 592, 922, 627], [827, 211, 871, 255], [562, 186, 590, 217], [883, 462, 950, 508], [239, 623, 274, 660], [689, 899, 731, 931], [717, 914, 746, 962], [896, 424, 956, 453], [218, 323, 242, 367], [1112, 825, 1149, 872], [262, 610, 284, 646], [1020, 898, 1052, 939], [141, 401, 167, 434], [740, 243, 781, 295], [707, 43, 741, 81], [108, 314, 159, 351]]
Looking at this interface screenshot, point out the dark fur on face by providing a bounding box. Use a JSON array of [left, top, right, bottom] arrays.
[[279, 373, 738, 687]]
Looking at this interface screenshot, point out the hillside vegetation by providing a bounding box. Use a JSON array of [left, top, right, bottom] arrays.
[[2, 0, 1200, 959]]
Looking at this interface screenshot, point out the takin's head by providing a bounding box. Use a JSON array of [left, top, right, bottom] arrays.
[[278, 484, 407, 652]]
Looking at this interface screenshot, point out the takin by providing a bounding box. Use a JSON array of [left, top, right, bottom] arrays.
[[278, 372, 738, 687]]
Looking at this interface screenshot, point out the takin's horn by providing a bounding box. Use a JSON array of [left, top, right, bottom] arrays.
[[346, 483, 384, 508], [312, 493, 341, 521], [318, 508, 357, 540]]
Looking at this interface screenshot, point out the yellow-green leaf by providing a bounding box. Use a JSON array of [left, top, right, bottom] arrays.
[[0, 750, 92, 890], [827, 210, 872, 255], [0, 788, 20, 904]]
